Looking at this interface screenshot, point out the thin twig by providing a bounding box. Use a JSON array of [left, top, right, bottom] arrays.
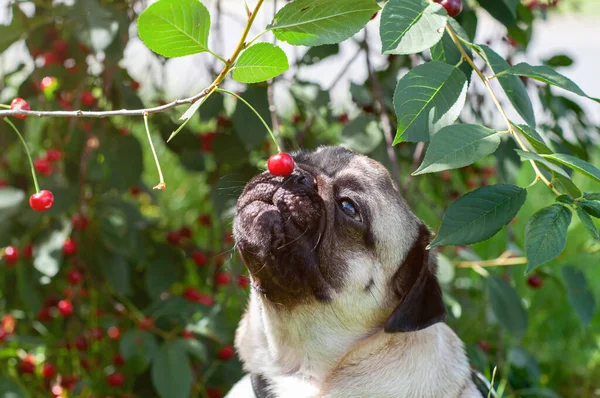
[[363, 30, 402, 190], [327, 45, 363, 91], [267, 0, 283, 150], [457, 256, 527, 268]]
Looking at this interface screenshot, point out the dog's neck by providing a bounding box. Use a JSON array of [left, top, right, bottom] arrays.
[[237, 290, 390, 383]]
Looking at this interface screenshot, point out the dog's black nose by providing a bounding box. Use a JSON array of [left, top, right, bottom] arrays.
[[292, 170, 316, 190]]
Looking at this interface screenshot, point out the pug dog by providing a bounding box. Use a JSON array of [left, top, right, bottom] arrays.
[[227, 147, 481, 398]]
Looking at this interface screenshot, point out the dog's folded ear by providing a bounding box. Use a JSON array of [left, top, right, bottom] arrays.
[[384, 224, 446, 333]]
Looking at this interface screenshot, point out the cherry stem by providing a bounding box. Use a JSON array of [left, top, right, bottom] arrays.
[[215, 88, 282, 153], [143, 113, 166, 189], [4, 117, 40, 193]]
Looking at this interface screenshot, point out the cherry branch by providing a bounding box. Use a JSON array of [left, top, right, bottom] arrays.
[[446, 23, 562, 196]]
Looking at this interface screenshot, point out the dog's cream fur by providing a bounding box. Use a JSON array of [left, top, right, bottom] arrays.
[[227, 148, 479, 398]]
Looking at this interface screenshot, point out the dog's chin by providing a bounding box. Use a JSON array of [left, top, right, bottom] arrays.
[[233, 173, 332, 306]]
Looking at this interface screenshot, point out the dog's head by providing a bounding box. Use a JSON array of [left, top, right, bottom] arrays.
[[234, 147, 445, 333]]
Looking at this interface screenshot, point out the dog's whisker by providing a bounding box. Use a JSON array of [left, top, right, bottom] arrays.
[[328, 302, 352, 332], [277, 227, 310, 250]]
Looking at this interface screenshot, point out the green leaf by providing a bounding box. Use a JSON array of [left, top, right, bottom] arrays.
[[430, 19, 472, 80], [380, 0, 447, 55], [16, 262, 42, 315], [488, 275, 528, 340], [543, 54, 573, 68], [506, 63, 600, 103], [512, 124, 552, 154], [268, 0, 380, 46], [429, 184, 527, 248], [99, 252, 131, 296], [478, 45, 536, 127], [151, 341, 194, 398], [513, 150, 570, 179], [554, 175, 582, 199], [584, 193, 600, 201], [71, 0, 118, 52], [542, 153, 600, 184], [232, 86, 270, 150], [138, 0, 212, 58], [180, 337, 207, 361], [562, 266, 596, 326], [232, 43, 289, 84], [579, 200, 600, 218], [299, 44, 339, 65], [393, 62, 468, 143], [104, 135, 144, 192], [576, 208, 599, 240], [477, 0, 518, 26], [340, 115, 383, 154], [145, 245, 182, 298], [413, 124, 500, 175], [120, 330, 159, 372], [525, 204, 572, 273]]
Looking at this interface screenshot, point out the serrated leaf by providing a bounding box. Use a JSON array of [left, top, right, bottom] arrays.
[[138, 0, 212, 58], [429, 184, 527, 248], [393, 62, 468, 143], [562, 266, 596, 326], [513, 150, 570, 179], [525, 204, 572, 273], [488, 275, 528, 340], [579, 200, 600, 218], [542, 153, 600, 184], [554, 174, 582, 199], [506, 63, 600, 103], [478, 45, 535, 127], [414, 124, 499, 175], [267, 0, 380, 46], [340, 115, 383, 154], [576, 208, 599, 240], [430, 19, 472, 80], [232, 43, 289, 84], [151, 341, 194, 398], [512, 124, 552, 154], [380, 0, 447, 55], [584, 193, 600, 201]]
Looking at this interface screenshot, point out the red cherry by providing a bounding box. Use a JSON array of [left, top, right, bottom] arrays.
[[80, 91, 96, 107], [215, 272, 231, 286], [191, 250, 208, 267], [37, 307, 52, 321], [119, 127, 130, 136], [0, 329, 8, 342], [207, 388, 223, 398], [434, 0, 463, 17], [53, 40, 68, 56], [106, 372, 125, 387], [183, 287, 213, 306], [267, 152, 295, 177], [107, 326, 121, 340], [40, 76, 57, 91], [166, 231, 181, 246], [198, 214, 211, 226], [181, 330, 195, 340], [440, 170, 452, 181], [527, 274, 543, 289], [113, 353, 125, 367], [216, 114, 232, 129], [217, 345, 235, 361], [237, 275, 250, 289], [44, 296, 60, 308], [42, 51, 61, 67], [67, 269, 83, 285], [42, 362, 56, 379], [57, 300, 73, 317], [45, 149, 62, 162], [2, 314, 15, 333], [34, 158, 52, 176], [179, 226, 193, 239], [478, 340, 491, 353], [62, 239, 77, 256], [138, 316, 155, 330], [200, 132, 217, 152], [129, 186, 142, 196], [131, 80, 140, 91], [74, 336, 88, 351], [0, 179, 7, 187], [71, 213, 89, 230], [337, 113, 349, 124], [224, 232, 234, 245], [23, 243, 33, 259], [10, 97, 30, 119], [292, 114, 302, 124], [18, 356, 36, 374], [88, 327, 103, 341], [4, 245, 19, 265]]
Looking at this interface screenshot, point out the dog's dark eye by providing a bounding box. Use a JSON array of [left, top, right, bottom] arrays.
[[339, 199, 361, 221]]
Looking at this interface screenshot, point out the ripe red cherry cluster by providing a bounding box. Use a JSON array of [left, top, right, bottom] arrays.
[[434, 0, 462, 17]]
